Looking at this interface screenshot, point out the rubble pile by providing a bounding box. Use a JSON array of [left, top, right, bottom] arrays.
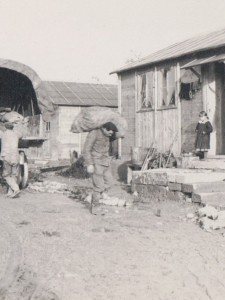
[[99, 194, 133, 207], [69, 186, 92, 202], [197, 205, 225, 232], [28, 180, 69, 194]]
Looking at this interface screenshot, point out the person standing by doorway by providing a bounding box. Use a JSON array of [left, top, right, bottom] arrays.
[[0, 122, 22, 198], [195, 111, 213, 160]]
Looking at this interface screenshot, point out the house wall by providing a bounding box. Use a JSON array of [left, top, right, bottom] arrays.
[[57, 106, 82, 160], [120, 72, 136, 160], [120, 63, 181, 159], [48, 109, 59, 160], [45, 105, 118, 161], [23, 114, 49, 160], [156, 108, 180, 153]]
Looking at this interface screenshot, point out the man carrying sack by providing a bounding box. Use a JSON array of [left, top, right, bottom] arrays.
[[82, 122, 118, 213]]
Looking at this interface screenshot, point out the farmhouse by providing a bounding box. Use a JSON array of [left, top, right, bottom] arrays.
[[110, 28, 225, 208], [111, 28, 225, 160], [0, 58, 118, 161]]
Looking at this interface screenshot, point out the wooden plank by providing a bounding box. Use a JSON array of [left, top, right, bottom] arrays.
[[141, 146, 156, 171], [30, 98, 35, 116], [154, 67, 158, 142]]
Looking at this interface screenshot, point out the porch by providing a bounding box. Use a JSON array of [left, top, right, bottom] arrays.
[[131, 156, 225, 209]]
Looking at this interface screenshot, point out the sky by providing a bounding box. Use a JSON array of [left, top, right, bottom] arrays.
[[1, 0, 225, 84]]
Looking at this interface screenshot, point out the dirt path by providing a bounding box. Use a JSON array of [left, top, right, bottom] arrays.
[[1, 176, 225, 300]]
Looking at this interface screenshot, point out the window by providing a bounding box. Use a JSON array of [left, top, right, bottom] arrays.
[[180, 66, 201, 100], [138, 71, 155, 110], [158, 66, 176, 107]]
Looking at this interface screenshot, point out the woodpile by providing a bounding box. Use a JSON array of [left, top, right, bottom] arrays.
[[141, 149, 177, 170]]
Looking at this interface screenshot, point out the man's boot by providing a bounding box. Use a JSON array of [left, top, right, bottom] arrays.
[[90, 192, 107, 215]]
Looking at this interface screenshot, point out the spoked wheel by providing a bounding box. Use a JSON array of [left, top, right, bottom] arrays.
[[18, 151, 29, 189]]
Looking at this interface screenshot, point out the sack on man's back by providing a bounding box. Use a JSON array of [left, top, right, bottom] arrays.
[[0, 111, 24, 123], [70, 106, 127, 139]]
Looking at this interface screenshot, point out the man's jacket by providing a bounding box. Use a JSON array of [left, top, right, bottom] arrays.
[[83, 129, 110, 166]]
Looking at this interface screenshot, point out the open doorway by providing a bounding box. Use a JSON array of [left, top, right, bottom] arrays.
[[180, 66, 203, 153], [215, 62, 225, 154]]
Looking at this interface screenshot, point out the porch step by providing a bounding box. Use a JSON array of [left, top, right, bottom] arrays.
[[133, 168, 225, 185], [171, 172, 225, 184], [192, 192, 225, 208], [179, 156, 225, 170], [182, 181, 225, 193], [190, 159, 225, 170]]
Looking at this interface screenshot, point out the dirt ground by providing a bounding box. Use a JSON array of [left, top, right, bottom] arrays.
[[1, 172, 225, 300]]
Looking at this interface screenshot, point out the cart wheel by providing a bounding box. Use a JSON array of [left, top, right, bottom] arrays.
[[18, 152, 29, 189]]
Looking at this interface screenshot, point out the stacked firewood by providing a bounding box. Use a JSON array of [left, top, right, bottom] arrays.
[[145, 150, 177, 170]]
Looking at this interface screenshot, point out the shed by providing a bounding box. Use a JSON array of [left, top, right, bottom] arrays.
[[111, 28, 225, 160], [41, 81, 118, 161]]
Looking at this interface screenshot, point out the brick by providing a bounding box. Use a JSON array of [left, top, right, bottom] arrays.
[[173, 191, 186, 201], [174, 172, 225, 184], [133, 184, 186, 202], [192, 192, 225, 208], [168, 182, 182, 191], [132, 171, 168, 186], [134, 184, 169, 202], [182, 181, 225, 193]]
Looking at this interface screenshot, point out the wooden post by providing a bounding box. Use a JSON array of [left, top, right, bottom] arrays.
[[134, 71, 139, 147], [117, 74, 122, 158], [176, 62, 182, 155], [154, 67, 158, 145], [39, 114, 43, 137], [30, 98, 35, 116], [16, 104, 21, 112], [205, 64, 216, 155]]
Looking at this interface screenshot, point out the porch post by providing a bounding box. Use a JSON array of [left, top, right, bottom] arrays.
[[117, 74, 122, 158], [154, 67, 158, 145], [203, 64, 216, 155], [176, 62, 182, 155]]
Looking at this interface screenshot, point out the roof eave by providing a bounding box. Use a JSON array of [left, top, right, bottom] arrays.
[[110, 43, 225, 75]]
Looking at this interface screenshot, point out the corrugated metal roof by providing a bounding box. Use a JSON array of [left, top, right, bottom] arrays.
[[42, 81, 118, 107], [111, 28, 225, 74]]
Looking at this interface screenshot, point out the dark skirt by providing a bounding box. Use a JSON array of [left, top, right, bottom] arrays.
[[195, 121, 212, 151], [195, 132, 210, 151]]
